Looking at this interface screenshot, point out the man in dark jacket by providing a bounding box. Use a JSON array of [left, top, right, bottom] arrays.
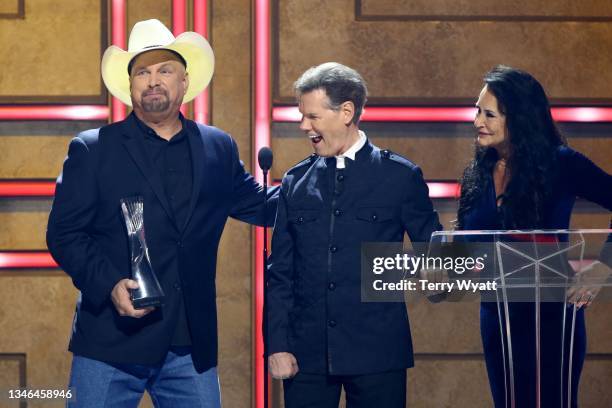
[[47, 19, 275, 407], [267, 62, 442, 407]]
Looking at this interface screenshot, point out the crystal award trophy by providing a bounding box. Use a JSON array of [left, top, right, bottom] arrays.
[[120, 196, 165, 309]]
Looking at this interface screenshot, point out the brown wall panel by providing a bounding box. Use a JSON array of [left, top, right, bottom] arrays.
[[408, 302, 612, 406], [0, 136, 71, 178], [210, 0, 253, 405], [569, 213, 612, 263], [271, 135, 612, 182], [410, 287, 612, 355], [580, 359, 612, 407], [210, 0, 252, 158], [216, 221, 254, 406], [586, 302, 612, 354], [0, 275, 78, 407], [127, 0, 171, 32], [270, 136, 473, 181], [0, 1, 255, 405], [406, 357, 612, 407], [0, 0, 22, 16], [270, 137, 313, 180], [410, 302, 481, 353], [567, 139, 612, 173], [0, 0, 105, 103], [408, 358, 491, 407], [0, 358, 21, 390], [0, 211, 49, 249], [359, 0, 612, 20], [275, 0, 612, 104], [0, 1, 607, 407]]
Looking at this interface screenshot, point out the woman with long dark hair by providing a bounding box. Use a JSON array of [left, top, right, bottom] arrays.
[[457, 65, 612, 407]]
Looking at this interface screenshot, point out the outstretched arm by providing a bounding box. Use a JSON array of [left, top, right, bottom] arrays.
[[228, 137, 279, 226]]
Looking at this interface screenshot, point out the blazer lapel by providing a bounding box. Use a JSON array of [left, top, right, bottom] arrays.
[[182, 121, 205, 232], [121, 121, 177, 228]]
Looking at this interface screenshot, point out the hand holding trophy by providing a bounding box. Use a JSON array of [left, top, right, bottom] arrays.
[[120, 196, 165, 309]]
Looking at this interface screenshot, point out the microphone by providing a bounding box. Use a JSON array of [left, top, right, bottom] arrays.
[[258, 147, 273, 172], [257, 146, 273, 408]]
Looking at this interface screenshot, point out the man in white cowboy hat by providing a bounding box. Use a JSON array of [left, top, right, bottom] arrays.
[[47, 19, 276, 407]]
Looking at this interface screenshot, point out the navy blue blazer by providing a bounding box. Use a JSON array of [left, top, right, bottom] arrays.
[[47, 113, 276, 372], [267, 141, 442, 375]]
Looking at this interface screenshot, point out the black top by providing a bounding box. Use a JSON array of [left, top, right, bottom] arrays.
[[134, 113, 192, 346], [461, 145, 612, 265]]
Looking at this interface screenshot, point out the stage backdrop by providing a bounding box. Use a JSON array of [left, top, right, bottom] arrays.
[[0, 1, 610, 407]]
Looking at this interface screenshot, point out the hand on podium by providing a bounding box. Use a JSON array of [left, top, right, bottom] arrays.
[[567, 261, 612, 309]]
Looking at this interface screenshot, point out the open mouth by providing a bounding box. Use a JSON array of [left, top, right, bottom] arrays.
[[309, 134, 323, 144]]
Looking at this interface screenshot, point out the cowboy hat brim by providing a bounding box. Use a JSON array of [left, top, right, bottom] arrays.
[[101, 32, 214, 107]]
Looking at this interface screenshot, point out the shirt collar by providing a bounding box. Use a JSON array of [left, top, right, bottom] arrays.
[[131, 111, 187, 142], [336, 130, 367, 169]]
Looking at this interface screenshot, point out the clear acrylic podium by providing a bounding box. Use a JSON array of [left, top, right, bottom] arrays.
[[425, 229, 612, 408]]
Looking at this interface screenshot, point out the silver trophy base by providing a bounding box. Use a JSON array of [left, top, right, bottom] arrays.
[[132, 294, 163, 309]]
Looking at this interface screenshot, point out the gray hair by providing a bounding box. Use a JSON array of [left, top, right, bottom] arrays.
[[294, 62, 367, 125]]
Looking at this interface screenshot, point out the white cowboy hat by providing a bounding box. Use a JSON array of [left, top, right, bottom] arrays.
[[101, 19, 214, 107]]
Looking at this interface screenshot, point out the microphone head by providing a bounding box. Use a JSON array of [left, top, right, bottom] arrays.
[[258, 147, 273, 171]]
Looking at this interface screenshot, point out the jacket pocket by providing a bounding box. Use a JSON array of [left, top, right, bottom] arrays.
[[288, 208, 319, 225], [355, 206, 396, 223]]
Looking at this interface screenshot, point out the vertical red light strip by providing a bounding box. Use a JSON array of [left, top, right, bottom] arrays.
[[111, 0, 127, 122], [254, 1, 270, 407], [172, 0, 188, 116], [172, 0, 187, 35], [193, 0, 209, 124]]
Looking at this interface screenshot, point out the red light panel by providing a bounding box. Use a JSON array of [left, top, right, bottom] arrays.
[[273, 106, 612, 123], [0, 106, 108, 121], [0, 181, 55, 197], [427, 182, 461, 199], [0, 252, 58, 269]]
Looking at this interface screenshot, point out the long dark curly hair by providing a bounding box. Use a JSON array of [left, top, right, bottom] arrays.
[[457, 65, 567, 229]]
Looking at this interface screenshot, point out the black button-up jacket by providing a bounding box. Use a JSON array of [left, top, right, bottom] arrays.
[[267, 140, 442, 375]]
